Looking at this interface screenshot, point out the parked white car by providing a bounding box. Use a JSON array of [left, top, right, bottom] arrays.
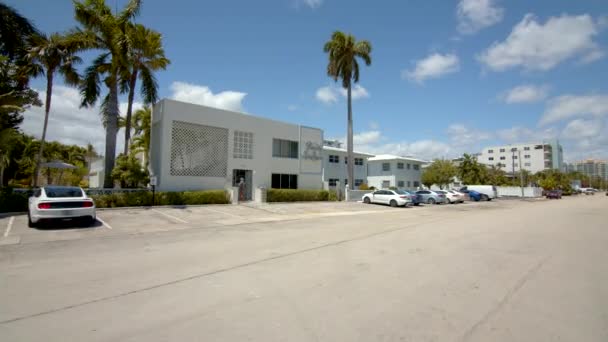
[[28, 186, 96, 227], [436, 190, 464, 204], [459, 185, 497, 200], [362, 189, 413, 207]]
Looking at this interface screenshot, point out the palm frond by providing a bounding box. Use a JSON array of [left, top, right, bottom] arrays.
[[138, 65, 158, 104]]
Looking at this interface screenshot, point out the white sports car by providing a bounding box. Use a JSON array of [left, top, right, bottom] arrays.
[[28, 186, 96, 227]]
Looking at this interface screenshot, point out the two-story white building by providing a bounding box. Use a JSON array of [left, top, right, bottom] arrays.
[[149, 99, 324, 199], [322, 144, 374, 188], [366, 154, 427, 190]]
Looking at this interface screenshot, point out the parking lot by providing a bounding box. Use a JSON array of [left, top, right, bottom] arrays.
[[0, 198, 519, 245]]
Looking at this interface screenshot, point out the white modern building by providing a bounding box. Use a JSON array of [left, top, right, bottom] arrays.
[[477, 140, 563, 174], [149, 99, 324, 199], [322, 142, 374, 188], [366, 155, 426, 190]]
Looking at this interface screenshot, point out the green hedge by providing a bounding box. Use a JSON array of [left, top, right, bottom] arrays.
[[266, 189, 335, 202], [91, 190, 229, 208], [0, 188, 29, 213]]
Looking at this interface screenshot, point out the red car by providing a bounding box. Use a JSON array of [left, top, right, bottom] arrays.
[[545, 190, 562, 199]]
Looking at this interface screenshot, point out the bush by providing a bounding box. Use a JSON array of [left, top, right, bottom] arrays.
[[267, 189, 334, 202], [0, 188, 28, 213], [91, 190, 229, 208], [358, 183, 370, 190]]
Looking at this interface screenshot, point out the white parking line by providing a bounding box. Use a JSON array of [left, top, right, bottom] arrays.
[[152, 209, 188, 224], [96, 216, 113, 229], [3, 216, 15, 237], [202, 207, 245, 219]]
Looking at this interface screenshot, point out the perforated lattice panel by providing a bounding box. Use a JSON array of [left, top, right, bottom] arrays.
[[233, 130, 253, 159], [170, 121, 228, 177]]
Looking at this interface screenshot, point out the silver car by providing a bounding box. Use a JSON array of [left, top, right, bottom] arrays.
[[415, 190, 447, 204]]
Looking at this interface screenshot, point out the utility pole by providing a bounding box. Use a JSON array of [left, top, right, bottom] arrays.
[[519, 150, 524, 197]]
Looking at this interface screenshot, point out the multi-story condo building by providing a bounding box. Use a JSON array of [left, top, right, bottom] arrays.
[[477, 140, 563, 174], [567, 159, 608, 180]]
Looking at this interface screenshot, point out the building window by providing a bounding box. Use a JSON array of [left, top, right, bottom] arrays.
[[511, 147, 518, 152], [382, 163, 390, 171], [489, 157, 494, 161], [524, 155, 530, 159], [500, 156, 505, 160], [328, 155, 339, 163], [272, 139, 298, 159], [407, 163, 411, 170], [514, 163, 518, 167], [413, 181, 420, 187], [524, 162, 531, 167], [233, 131, 253, 159], [407, 181, 411, 187], [524, 147, 530, 151], [513, 155, 518, 159], [397, 162, 404, 169], [354, 158, 364, 166], [397, 180, 405, 187], [328, 178, 339, 187], [500, 148, 505, 152], [413, 164, 420, 170], [344, 157, 347, 164], [272, 173, 298, 189], [382, 180, 390, 188], [488, 149, 494, 153], [354, 179, 364, 186]]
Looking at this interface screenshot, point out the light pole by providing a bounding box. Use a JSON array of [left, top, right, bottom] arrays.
[[518, 150, 524, 197]]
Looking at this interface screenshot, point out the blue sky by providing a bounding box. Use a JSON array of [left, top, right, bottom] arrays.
[[10, 0, 608, 161]]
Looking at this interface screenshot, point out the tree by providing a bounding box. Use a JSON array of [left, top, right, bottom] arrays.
[[458, 154, 488, 185], [26, 33, 81, 186], [323, 31, 371, 190], [486, 164, 509, 186], [111, 153, 148, 188], [130, 106, 151, 167], [421, 159, 457, 189], [121, 23, 169, 155], [0, 2, 39, 59], [74, 0, 142, 188]]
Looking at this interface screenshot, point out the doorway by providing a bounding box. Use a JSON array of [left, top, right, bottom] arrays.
[[232, 169, 253, 201]]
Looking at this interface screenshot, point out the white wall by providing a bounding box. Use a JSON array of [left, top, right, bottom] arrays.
[[150, 99, 323, 193], [478, 143, 549, 173], [367, 160, 423, 190], [496, 186, 543, 198], [322, 148, 370, 187]]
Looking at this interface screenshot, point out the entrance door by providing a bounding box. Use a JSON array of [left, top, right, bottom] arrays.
[[232, 169, 253, 201]]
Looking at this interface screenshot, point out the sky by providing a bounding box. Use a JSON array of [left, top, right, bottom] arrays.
[[9, 0, 608, 162]]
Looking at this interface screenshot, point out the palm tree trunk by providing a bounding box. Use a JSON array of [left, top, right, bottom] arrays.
[[347, 82, 354, 191], [103, 80, 120, 188], [123, 69, 138, 155], [32, 71, 54, 187]]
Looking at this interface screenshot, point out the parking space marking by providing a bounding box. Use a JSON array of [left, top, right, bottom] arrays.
[[152, 209, 188, 224], [201, 207, 247, 219], [3, 216, 15, 237], [96, 216, 113, 229]]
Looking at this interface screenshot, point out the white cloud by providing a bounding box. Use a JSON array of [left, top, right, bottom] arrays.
[[502, 84, 549, 104], [561, 118, 603, 139], [353, 130, 381, 145], [561, 119, 608, 160], [169, 81, 247, 112], [496, 126, 557, 143], [540, 94, 608, 125], [447, 123, 492, 146], [478, 14, 604, 71], [315, 84, 369, 104], [403, 53, 460, 83], [297, 0, 322, 9], [457, 0, 504, 34], [20, 85, 140, 157], [287, 105, 298, 112]]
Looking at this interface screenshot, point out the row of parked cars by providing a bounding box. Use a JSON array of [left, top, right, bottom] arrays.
[[362, 186, 496, 208]]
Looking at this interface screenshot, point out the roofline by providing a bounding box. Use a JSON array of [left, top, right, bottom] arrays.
[[322, 146, 375, 157]]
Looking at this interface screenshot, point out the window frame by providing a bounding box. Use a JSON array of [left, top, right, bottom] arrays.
[[272, 138, 299, 159]]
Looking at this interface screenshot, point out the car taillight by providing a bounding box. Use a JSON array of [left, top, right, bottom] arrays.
[[82, 201, 94, 208], [38, 203, 51, 209], [400, 196, 407, 198], [439, 194, 445, 197]]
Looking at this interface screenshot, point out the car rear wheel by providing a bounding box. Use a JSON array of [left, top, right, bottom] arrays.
[[390, 200, 398, 207], [481, 194, 489, 201], [363, 197, 371, 204], [447, 198, 452, 204], [427, 198, 436, 205], [27, 211, 36, 228]]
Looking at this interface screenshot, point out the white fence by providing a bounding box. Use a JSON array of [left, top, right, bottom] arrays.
[[496, 186, 542, 198], [345, 189, 373, 202]]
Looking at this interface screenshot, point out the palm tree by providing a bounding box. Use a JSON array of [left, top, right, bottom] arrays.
[[73, 0, 142, 188], [26, 33, 81, 187], [0, 2, 39, 59], [121, 23, 169, 155], [130, 106, 151, 166], [323, 31, 372, 190]]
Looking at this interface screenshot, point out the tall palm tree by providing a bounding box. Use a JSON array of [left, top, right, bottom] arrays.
[[121, 23, 169, 155], [0, 2, 39, 59], [323, 31, 372, 190], [73, 0, 142, 188], [26, 33, 81, 187], [130, 106, 150, 166]]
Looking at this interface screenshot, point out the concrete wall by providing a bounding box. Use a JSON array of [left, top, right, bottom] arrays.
[[345, 189, 373, 202], [150, 99, 323, 194], [496, 186, 543, 198]]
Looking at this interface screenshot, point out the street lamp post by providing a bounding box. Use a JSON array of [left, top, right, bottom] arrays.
[[518, 150, 524, 197]]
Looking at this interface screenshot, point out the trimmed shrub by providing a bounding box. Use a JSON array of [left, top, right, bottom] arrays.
[[91, 190, 229, 208], [267, 189, 333, 202], [0, 188, 29, 213]]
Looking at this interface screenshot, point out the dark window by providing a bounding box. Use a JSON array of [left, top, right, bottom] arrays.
[[524, 155, 530, 159], [413, 181, 420, 187], [44, 187, 83, 198], [354, 158, 364, 166], [397, 162, 404, 169], [354, 179, 364, 186], [397, 180, 405, 187], [344, 157, 347, 164], [524, 147, 530, 151], [489, 157, 494, 161], [407, 181, 411, 187], [413, 164, 420, 170], [511, 147, 517, 152], [500, 156, 505, 160], [328, 155, 339, 163], [328, 178, 338, 186], [524, 162, 531, 167], [272, 138, 298, 158], [513, 155, 518, 159], [271, 173, 298, 189], [488, 149, 494, 153], [382, 163, 390, 171], [499, 148, 505, 152], [407, 163, 411, 169]]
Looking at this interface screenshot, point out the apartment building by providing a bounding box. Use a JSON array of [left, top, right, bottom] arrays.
[[477, 140, 563, 174], [565, 159, 608, 180], [322, 142, 374, 188], [366, 155, 426, 190]]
